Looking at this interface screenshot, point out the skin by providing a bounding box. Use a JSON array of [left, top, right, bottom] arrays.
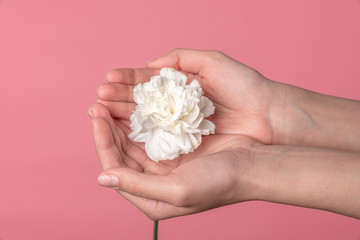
[[90, 104, 261, 220], [88, 49, 360, 220], [254, 145, 360, 219]]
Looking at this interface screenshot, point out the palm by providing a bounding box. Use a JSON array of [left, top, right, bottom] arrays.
[[97, 59, 273, 145], [90, 103, 259, 219], [95, 108, 257, 174], [90, 49, 272, 219], [185, 55, 273, 143]]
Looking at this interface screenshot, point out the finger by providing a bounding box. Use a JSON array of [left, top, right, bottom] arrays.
[[89, 103, 121, 148], [105, 68, 159, 85], [114, 120, 149, 166], [97, 168, 184, 206], [146, 48, 225, 75], [96, 99, 135, 120], [114, 121, 179, 174], [97, 83, 134, 102], [115, 120, 145, 150], [117, 191, 191, 220], [92, 117, 124, 169], [89, 103, 143, 171], [109, 111, 186, 173], [119, 119, 131, 129], [115, 120, 131, 135]]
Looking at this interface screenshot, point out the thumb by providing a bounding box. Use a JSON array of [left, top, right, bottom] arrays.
[[97, 168, 182, 205], [147, 48, 221, 75]]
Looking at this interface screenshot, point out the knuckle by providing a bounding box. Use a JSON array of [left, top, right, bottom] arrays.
[[144, 208, 174, 221], [96, 83, 113, 98], [145, 211, 161, 221], [127, 183, 142, 197], [171, 182, 190, 207], [207, 50, 226, 63]]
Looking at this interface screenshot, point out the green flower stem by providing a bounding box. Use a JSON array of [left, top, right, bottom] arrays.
[[153, 220, 158, 240]]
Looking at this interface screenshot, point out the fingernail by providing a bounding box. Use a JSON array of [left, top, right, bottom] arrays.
[[97, 174, 119, 187], [87, 107, 94, 118]]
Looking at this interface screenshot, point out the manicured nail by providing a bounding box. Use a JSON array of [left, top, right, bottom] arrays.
[[97, 174, 119, 187]]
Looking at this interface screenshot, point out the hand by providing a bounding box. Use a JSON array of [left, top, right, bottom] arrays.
[[89, 48, 360, 220], [143, 49, 360, 151], [96, 49, 276, 145], [88, 103, 261, 220]]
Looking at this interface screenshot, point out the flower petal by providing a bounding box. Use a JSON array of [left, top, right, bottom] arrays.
[[199, 119, 216, 135], [129, 67, 215, 161], [199, 96, 215, 118], [160, 67, 187, 85]]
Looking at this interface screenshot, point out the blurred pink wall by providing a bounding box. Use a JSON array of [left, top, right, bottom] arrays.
[[1, 0, 359, 239]]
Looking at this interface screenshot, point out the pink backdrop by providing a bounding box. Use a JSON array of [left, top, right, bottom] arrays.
[[1, 0, 360, 239]]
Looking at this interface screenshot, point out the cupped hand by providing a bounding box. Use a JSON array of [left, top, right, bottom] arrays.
[[89, 48, 272, 219], [96, 49, 276, 145], [88, 103, 261, 220]]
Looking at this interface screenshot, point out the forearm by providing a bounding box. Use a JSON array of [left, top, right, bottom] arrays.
[[269, 81, 360, 151], [250, 144, 360, 219]]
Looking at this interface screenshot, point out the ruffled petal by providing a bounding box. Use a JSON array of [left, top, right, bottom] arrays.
[[199, 119, 216, 135], [199, 96, 215, 118], [160, 67, 187, 85], [129, 67, 215, 161]]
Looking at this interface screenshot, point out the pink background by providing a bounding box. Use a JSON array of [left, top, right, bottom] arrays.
[[1, 0, 360, 239]]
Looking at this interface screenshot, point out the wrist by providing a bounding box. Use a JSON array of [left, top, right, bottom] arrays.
[[268, 80, 360, 151], [268, 81, 320, 146], [234, 142, 270, 203], [248, 144, 360, 218]]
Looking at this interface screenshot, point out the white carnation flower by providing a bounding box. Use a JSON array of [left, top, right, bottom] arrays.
[[129, 67, 215, 162]]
